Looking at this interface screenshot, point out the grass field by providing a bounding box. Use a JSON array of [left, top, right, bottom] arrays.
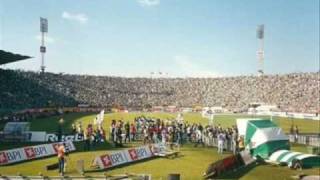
[[0, 112, 319, 179]]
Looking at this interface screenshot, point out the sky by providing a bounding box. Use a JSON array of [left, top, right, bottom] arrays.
[[0, 0, 319, 77]]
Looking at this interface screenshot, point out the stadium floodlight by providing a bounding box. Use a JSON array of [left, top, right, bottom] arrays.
[[40, 17, 48, 33], [257, 24, 264, 39], [257, 24, 265, 75], [40, 17, 48, 73]]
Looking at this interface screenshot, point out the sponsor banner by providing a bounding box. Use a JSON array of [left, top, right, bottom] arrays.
[[0, 149, 26, 165], [29, 131, 47, 142], [24, 144, 54, 160], [0, 141, 75, 165], [130, 145, 153, 161], [95, 144, 159, 169], [97, 151, 129, 169], [46, 134, 84, 142], [28, 132, 84, 142]]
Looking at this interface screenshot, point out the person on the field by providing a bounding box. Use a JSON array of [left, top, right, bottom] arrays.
[[124, 121, 130, 143], [116, 121, 123, 146], [84, 128, 91, 151], [57, 143, 66, 176], [71, 123, 77, 135], [194, 127, 204, 147], [217, 131, 225, 154], [176, 127, 183, 146], [98, 126, 106, 142], [294, 125, 299, 142], [238, 136, 245, 151], [224, 129, 230, 151], [186, 125, 192, 142], [143, 126, 149, 144], [77, 123, 84, 140], [232, 129, 238, 154], [290, 125, 294, 135], [168, 129, 175, 149], [110, 120, 116, 143], [130, 123, 136, 141], [161, 127, 167, 144]]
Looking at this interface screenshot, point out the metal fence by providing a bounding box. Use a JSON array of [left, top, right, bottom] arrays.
[[288, 134, 320, 147], [202, 135, 234, 151]]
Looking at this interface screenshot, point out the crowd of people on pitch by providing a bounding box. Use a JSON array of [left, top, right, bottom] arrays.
[[1, 69, 319, 114], [107, 116, 245, 154], [69, 122, 107, 150]]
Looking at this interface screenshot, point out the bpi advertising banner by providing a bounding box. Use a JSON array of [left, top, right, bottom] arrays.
[[0, 141, 76, 165], [94, 145, 156, 169]]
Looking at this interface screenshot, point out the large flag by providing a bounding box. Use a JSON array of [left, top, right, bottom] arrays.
[[94, 109, 105, 125], [98, 109, 105, 124]]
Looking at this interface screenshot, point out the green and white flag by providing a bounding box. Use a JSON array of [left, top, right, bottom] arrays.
[[237, 119, 289, 159], [268, 149, 320, 168]]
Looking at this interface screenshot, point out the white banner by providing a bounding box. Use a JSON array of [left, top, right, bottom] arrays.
[[95, 144, 157, 169], [247, 111, 320, 120], [45, 134, 84, 142], [0, 141, 75, 165], [29, 131, 47, 142]]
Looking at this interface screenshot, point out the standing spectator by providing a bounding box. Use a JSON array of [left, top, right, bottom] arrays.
[[168, 129, 175, 149], [238, 136, 245, 151], [161, 127, 167, 144], [71, 123, 76, 135], [110, 120, 116, 143], [57, 144, 66, 176], [290, 125, 294, 135], [294, 125, 299, 142], [232, 129, 238, 154], [194, 128, 204, 147], [130, 123, 136, 141], [217, 131, 225, 154], [143, 126, 149, 144], [124, 121, 130, 143], [77, 123, 84, 140]]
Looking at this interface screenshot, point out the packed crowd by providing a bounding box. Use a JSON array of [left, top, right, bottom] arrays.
[[1, 69, 319, 113], [107, 116, 244, 154]]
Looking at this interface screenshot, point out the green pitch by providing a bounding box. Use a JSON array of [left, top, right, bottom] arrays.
[[0, 112, 319, 179]]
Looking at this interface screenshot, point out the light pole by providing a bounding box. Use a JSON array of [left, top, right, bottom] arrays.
[[40, 17, 48, 73], [58, 118, 64, 142]]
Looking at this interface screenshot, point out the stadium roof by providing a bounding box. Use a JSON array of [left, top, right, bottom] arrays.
[[0, 50, 32, 65]]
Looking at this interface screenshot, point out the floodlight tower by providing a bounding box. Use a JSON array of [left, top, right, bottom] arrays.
[[257, 24, 264, 75], [40, 17, 48, 73]]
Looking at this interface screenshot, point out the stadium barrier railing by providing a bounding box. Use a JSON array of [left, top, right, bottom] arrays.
[[288, 134, 320, 147]]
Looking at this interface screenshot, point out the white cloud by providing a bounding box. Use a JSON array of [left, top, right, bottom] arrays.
[[173, 55, 221, 77], [35, 35, 55, 43], [137, 0, 160, 7], [62, 11, 88, 24]]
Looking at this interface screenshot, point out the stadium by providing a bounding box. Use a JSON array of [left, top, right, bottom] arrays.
[[0, 0, 319, 180]]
